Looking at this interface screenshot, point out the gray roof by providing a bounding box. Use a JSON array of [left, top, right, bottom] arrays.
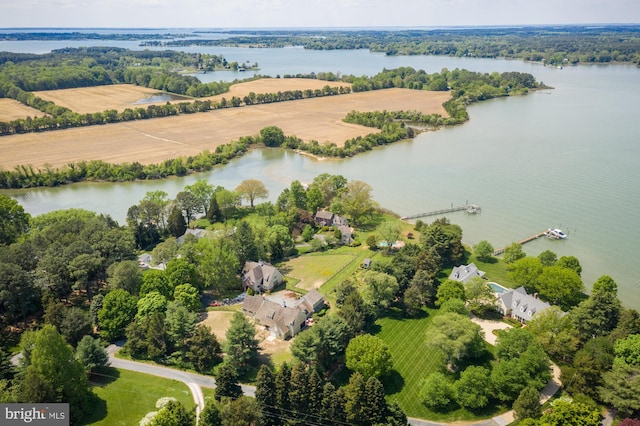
[[499, 286, 551, 321], [242, 295, 265, 315], [449, 263, 485, 283], [315, 211, 334, 220]]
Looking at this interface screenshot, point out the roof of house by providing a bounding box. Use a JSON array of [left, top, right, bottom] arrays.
[[242, 295, 265, 315], [254, 299, 282, 328], [449, 263, 486, 283], [243, 261, 280, 285], [499, 286, 551, 321], [315, 211, 334, 220], [302, 290, 325, 310]]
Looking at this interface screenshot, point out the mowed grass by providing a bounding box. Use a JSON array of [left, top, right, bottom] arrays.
[[278, 252, 358, 292], [376, 309, 503, 422], [86, 368, 195, 425]]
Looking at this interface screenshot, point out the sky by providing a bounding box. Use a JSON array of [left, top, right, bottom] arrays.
[[0, 0, 639, 29]]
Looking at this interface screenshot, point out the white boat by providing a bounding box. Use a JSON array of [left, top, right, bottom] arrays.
[[547, 228, 567, 239]]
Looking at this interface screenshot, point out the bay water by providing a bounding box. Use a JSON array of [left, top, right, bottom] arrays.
[[2, 36, 640, 307]]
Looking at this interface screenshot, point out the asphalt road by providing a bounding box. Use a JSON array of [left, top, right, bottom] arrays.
[[106, 344, 256, 418]]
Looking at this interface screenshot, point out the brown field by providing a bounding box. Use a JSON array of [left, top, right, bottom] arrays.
[[199, 310, 236, 342], [0, 80, 450, 170], [33, 84, 184, 115], [0, 99, 47, 121], [31, 79, 349, 115], [204, 77, 350, 103]]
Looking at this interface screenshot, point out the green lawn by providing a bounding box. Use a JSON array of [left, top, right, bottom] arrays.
[[85, 368, 195, 425], [376, 309, 506, 422], [467, 252, 518, 289]]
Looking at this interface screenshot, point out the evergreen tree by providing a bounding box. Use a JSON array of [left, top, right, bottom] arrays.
[[206, 196, 221, 223], [199, 399, 222, 426], [185, 325, 222, 373], [344, 372, 367, 426], [224, 312, 259, 375], [513, 386, 542, 420], [167, 204, 187, 238], [75, 335, 109, 373], [289, 363, 310, 416], [275, 362, 291, 416], [232, 221, 258, 266], [255, 365, 279, 426], [364, 376, 387, 425], [214, 363, 242, 401]]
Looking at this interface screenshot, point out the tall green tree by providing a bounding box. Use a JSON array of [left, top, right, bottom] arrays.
[[473, 240, 494, 261], [167, 205, 187, 238], [464, 276, 496, 315], [339, 180, 376, 225], [420, 372, 455, 409], [346, 334, 394, 379], [185, 325, 222, 372], [185, 179, 215, 216], [98, 288, 137, 341], [508, 256, 543, 293], [599, 363, 640, 417], [344, 372, 367, 426], [435, 279, 465, 307], [196, 237, 240, 292], [502, 242, 526, 264], [232, 221, 259, 266], [107, 260, 142, 295], [425, 312, 484, 368], [260, 125, 285, 147], [454, 366, 492, 409], [224, 312, 259, 375], [175, 191, 203, 226], [360, 270, 399, 315], [513, 386, 542, 420], [150, 398, 195, 426], [254, 365, 279, 426], [18, 325, 94, 423], [75, 335, 109, 373], [536, 265, 584, 309], [0, 195, 30, 246], [570, 275, 621, 341], [235, 179, 269, 208]]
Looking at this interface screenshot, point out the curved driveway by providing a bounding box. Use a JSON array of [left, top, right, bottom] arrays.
[[106, 344, 256, 420]]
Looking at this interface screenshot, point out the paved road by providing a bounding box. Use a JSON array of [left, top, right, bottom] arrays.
[[106, 344, 256, 420]]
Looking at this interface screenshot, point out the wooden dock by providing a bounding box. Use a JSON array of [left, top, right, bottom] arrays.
[[402, 203, 481, 220], [493, 231, 548, 256]]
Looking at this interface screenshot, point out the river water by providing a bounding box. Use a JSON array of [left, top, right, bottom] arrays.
[[2, 36, 640, 307]]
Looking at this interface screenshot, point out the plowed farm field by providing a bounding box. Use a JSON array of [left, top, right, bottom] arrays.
[[0, 79, 450, 170]]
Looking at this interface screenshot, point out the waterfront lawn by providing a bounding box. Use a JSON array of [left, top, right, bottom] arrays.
[[376, 308, 505, 422], [467, 253, 517, 288], [86, 368, 195, 425]]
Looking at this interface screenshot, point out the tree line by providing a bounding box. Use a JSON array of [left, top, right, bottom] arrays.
[[166, 25, 640, 65]]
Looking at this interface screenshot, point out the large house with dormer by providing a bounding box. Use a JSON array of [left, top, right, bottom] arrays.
[[449, 263, 485, 284], [242, 290, 326, 339], [242, 261, 284, 293], [497, 286, 552, 323]]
